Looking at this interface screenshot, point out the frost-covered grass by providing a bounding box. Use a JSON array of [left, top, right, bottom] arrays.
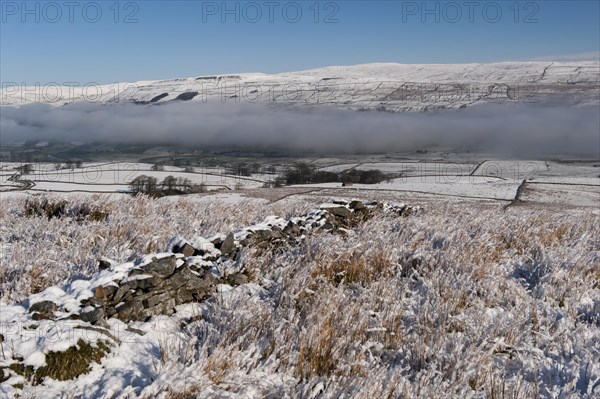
[[0, 194, 310, 303], [1, 193, 599, 398]]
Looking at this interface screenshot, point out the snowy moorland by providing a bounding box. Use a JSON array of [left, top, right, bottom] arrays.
[[0, 192, 598, 398]]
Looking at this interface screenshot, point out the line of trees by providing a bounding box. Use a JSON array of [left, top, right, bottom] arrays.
[[342, 169, 387, 184], [279, 163, 389, 185], [281, 163, 339, 185], [129, 175, 206, 196]]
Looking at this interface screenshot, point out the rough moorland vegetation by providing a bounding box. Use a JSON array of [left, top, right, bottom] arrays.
[[0, 194, 598, 398]]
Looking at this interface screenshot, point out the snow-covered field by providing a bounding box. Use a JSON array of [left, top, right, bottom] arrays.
[[295, 176, 520, 201], [2, 160, 598, 204], [0, 186, 599, 398], [0, 162, 268, 194], [521, 183, 600, 208]]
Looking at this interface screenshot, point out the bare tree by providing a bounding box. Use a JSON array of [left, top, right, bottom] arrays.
[[17, 164, 34, 175], [129, 175, 158, 194], [160, 175, 177, 192]]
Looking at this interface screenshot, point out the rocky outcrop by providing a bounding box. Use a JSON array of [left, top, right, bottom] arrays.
[[28, 300, 58, 321], [175, 91, 199, 101]]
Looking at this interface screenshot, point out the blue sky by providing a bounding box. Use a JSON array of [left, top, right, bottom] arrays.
[[1, 0, 599, 84]]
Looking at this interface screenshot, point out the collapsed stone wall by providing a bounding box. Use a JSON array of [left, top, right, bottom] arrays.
[[27, 200, 420, 325], [1, 199, 421, 387]]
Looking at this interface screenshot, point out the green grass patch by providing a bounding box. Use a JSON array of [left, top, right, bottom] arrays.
[[33, 339, 111, 384]]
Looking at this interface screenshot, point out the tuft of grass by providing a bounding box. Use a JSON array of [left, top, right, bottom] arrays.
[[28, 263, 51, 295], [295, 315, 338, 379], [204, 346, 233, 385], [311, 251, 394, 286], [33, 339, 110, 384], [23, 196, 109, 222], [8, 363, 35, 380], [24, 197, 68, 219], [163, 387, 201, 399]]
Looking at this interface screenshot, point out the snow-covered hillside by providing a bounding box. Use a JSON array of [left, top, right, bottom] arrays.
[[2, 62, 598, 111]]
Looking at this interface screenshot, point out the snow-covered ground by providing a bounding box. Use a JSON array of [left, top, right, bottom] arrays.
[[301, 159, 598, 204], [521, 183, 600, 208], [354, 161, 478, 174], [294, 176, 520, 201], [2, 160, 597, 206], [0, 162, 267, 193]]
